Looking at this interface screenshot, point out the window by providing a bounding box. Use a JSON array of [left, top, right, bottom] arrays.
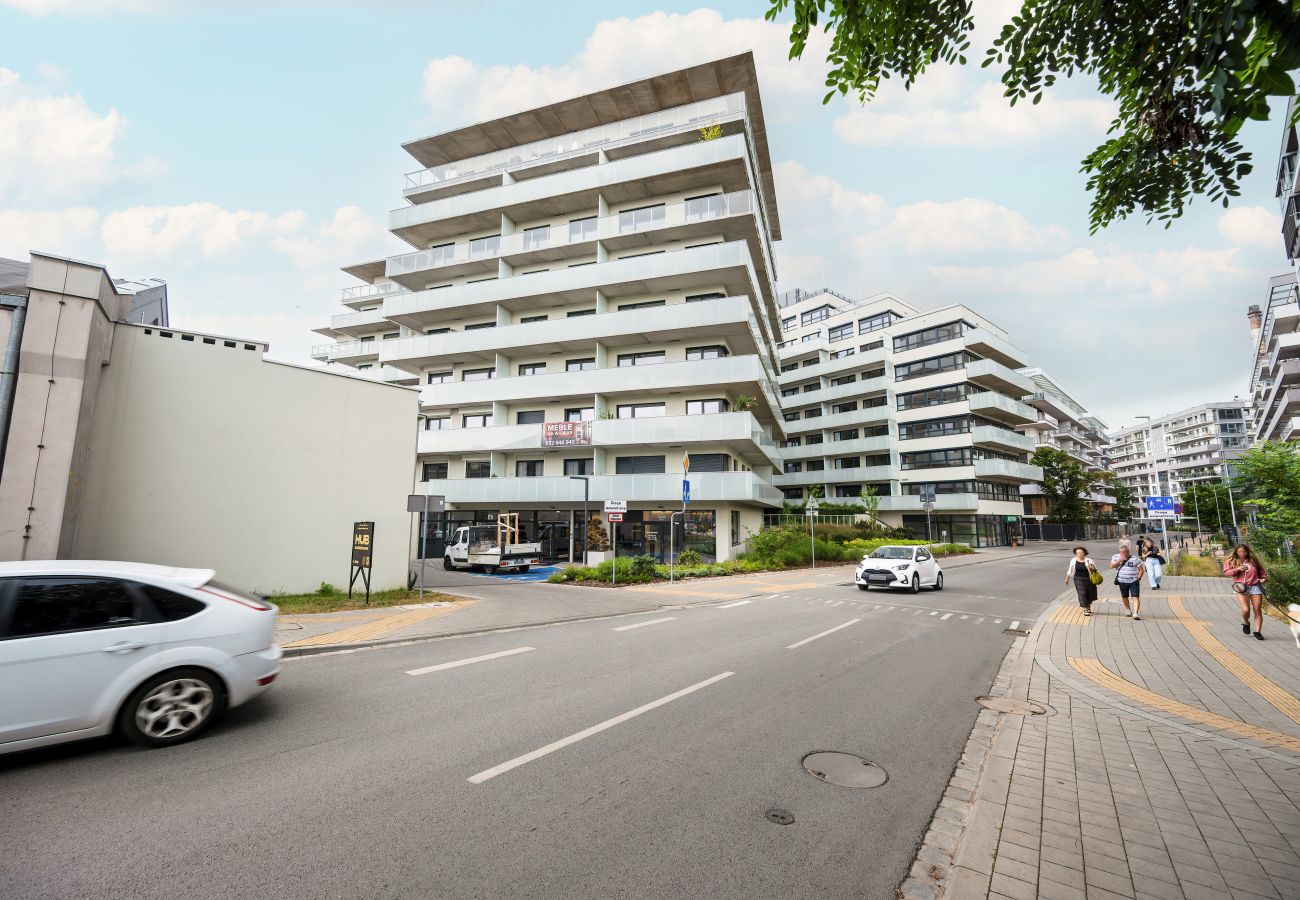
[[784, 461, 803, 473], [686, 399, 729, 415], [617, 351, 666, 367], [832, 401, 858, 414], [423, 417, 448, 431], [564, 458, 593, 476], [781, 387, 800, 398], [784, 411, 801, 422], [806, 434, 824, 445], [904, 480, 975, 496], [617, 403, 666, 419], [781, 316, 796, 332], [382, 332, 399, 341], [834, 429, 859, 441], [684, 192, 725, 221], [802, 332, 820, 343], [803, 383, 821, 393], [829, 348, 855, 360], [781, 363, 798, 373], [516, 460, 544, 477], [139, 585, 205, 622], [731, 510, 741, 545], [686, 345, 728, 360], [516, 410, 545, 425], [464, 322, 496, 331], [781, 437, 802, 448], [518, 363, 546, 377], [831, 374, 857, 386], [565, 407, 594, 422], [567, 309, 596, 318], [802, 359, 818, 368], [520, 314, 548, 324], [861, 340, 884, 352], [806, 460, 825, 472], [426, 371, 452, 385], [4, 577, 139, 638], [462, 413, 493, 428], [356, 364, 372, 370], [462, 367, 494, 381], [522, 268, 550, 276], [424, 242, 455, 265], [859, 312, 894, 334], [615, 455, 666, 474], [893, 321, 964, 353], [569, 216, 597, 241], [894, 352, 969, 382], [897, 383, 970, 410], [618, 203, 667, 233], [689, 453, 730, 472], [901, 448, 974, 470], [687, 292, 726, 303], [619, 300, 665, 311], [828, 323, 853, 343], [862, 366, 886, 380], [426, 327, 450, 335], [469, 234, 501, 257], [835, 485, 862, 498], [422, 462, 448, 481], [835, 457, 860, 470], [801, 305, 833, 326], [803, 407, 823, 419], [566, 358, 595, 372], [522, 225, 551, 250], [359, 335, 374, 343], [782, 487, 805, 500], [899, 416, 972, 440], [465, 461, 491, 479]]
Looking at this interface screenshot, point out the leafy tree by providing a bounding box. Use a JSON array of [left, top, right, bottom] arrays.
[[1179, 480, 1232, 533], [1098, 474, 1136, 522], [764, 0, 1300, 232], [858, 483, 881, 530], [1232, 441, 1300, 552], [807, 483, 825, 500], [1029, 446, 1094, 523]]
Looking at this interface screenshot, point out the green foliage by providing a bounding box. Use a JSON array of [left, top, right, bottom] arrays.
[[1233, 442, 1300, 554], [1096, 472, 1135, 521], [812, 523, 859, 544], [629, 555, 657, 579], [698, 124, 724, 141], [1179, 480, 1233, 533], [764, 0, 1300, 231], [675, 548, 703, 566], [739, 525, 853, 566], [859, 483, 881, 528], [843, 538, 974, 557], [316, 581, 337, 596], [1262, 559, 1300, 610], [586, 518, 610, 551], [1030, 446, 1095, 524]]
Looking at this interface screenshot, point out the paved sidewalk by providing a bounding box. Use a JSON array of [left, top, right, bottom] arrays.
[[278, 544, 1059, 656], [900, 575, 1300, 900]]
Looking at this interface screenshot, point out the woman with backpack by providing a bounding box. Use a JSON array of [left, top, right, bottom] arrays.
[[1064, 546, 1100, 616], [1140, 537, 1165, 590], [1224, 544, 1268, 641]]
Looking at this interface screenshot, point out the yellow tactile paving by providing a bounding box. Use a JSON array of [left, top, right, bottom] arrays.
[[1049, 605, 1092, 626], [1068, 656, 1300, 754], [282, 604, 467, 648], [1168, 595, 1300, 727]]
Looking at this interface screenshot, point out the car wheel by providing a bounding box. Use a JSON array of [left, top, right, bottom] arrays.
[[442, 556, 454, 570], [857, 583, 870, 591], [119, 668, 225, 749], [933, 572, 944, 591], [910, 574, 920, 594]]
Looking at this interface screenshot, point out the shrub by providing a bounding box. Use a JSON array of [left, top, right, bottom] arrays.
[[629, 555, 657, 579], [546, 572, 565, 584], [813, 523, 859, 545], [316, 581, 337, 596], [1263, 559, 1300, 609], [676, 548, 703, 566]]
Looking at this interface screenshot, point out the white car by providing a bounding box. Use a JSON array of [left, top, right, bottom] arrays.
[[0, 561, 281, 755], [855, 545, 944, 593]]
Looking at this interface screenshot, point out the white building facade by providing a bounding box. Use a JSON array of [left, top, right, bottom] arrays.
[[313, 55, 786, 562], [1015, 368, 1114, 518]]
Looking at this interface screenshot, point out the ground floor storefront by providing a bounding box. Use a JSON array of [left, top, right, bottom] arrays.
[[899, 513, 1023, 548]]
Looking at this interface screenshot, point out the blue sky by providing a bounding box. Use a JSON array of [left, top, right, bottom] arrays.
[[0, 0, 1292, 428]]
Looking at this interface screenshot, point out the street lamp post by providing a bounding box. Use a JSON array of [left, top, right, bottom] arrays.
[[568, 475, 589, 566]]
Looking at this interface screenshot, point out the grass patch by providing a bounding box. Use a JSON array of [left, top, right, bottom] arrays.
[[269, 583, 461, 615], [1174, 554, 1224, 578]]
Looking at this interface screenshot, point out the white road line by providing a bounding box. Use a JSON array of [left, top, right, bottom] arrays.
[[976, 617, 985, 624], [874, 605, 882, 610], [913, 609, 923, 616], [994, 619, 1003, 625], [467, 672, 735, 784], [718, 600, 753, 609], [613, 616, 678, 631], [406, 646, 534, 677], [940, 613, 953, 621], [830, 600, 843, 607], [1010, 621, 1021, 630], [886, 606, 895, 611], [929, 611, 939, 617], [960, 615, 969, 620], [823, 599, 835, 605], [787, 619, 861, 650]]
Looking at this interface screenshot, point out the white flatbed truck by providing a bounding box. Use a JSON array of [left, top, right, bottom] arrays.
[[442, 515, 541, 573]]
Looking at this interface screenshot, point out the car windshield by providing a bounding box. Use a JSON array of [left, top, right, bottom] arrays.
[[867, 546, 914, 560]]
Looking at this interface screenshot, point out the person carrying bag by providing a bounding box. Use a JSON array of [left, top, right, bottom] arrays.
[[1064, 546, 1099, 615]]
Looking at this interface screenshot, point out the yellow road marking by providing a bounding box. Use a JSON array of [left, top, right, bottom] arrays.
[[1168, 595, 1300, 727], [1068, 657, 1300, 753], [1049, 605, 1092, 626], [283, 603, 468, 648]]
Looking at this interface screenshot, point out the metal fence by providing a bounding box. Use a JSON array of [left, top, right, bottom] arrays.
[[1023, 522, 1121, 542]]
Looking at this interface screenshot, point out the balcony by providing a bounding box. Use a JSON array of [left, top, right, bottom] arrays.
[[419, 471, 783, 507], [968, 391, 1037, 425], [817, 375, 891, 406], [967, 359, 1034, 396], [879, 493, 979, 512], [418, 412, 781, 469], [781, 435, 891, 460], [785, 406, 893, 434], [309, 340, 379, 364], [777, 344, 889, 384], [971, 425, 1036, 454], [964, 328, 1028, 368], [1259, 387, 1300, 441], [340, 281, 409, 309], [329, 307, 391, 337], [402, 94, 749, 202], [775, 465, 898, 487], [1265, 331, 1300, 375], [973, 459, 1044, 483]]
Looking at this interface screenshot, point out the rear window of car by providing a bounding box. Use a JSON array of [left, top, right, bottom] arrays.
[[138, 584, 207, 622]]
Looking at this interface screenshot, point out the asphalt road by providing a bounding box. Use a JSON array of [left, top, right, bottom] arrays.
[[2, 551, 1069, 900]]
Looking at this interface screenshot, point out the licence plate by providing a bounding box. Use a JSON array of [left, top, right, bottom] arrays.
[[868, 573, 892, 583]]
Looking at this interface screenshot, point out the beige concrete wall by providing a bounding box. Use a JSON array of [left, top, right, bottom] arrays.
[[72, 324, 419, 595]]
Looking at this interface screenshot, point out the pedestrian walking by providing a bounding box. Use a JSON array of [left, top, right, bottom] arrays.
[[1064, 546, 1100, 616], [1110, 544, 1144, 620], [1224, 544, 1268, 641], [1140, 537, 1165, 590]]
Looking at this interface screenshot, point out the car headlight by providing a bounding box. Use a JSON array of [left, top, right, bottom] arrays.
[[894, 563, 911, 571]]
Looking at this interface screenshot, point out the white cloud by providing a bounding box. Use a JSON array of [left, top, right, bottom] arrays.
[[101, 203, 305, 258], [421, 9, 829, 127], [834, 77, 1115, 149], [774, 160, 887, 226], [0, 207, 99, 259], [271, 205, 388, 273], [1217, 206, 1278, 249], [0, 69, 137, 201], [882, 198, 1069, 256]]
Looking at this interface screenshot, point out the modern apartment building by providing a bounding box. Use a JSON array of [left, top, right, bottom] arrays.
[[1106, 401, 1251, 525], [1015, 368, 1114, 518], [772, 288, 1042, 547], [312, 54, 786, 563], [1277, 95, 1298, 267], [1248, 272, 1300, 442]]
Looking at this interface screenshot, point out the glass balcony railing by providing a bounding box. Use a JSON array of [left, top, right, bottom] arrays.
[[386, 189, 758, 279], [341, 282, 409, 303], [403, 94, 747, 195]]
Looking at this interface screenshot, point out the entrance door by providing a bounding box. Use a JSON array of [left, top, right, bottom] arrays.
[[539, 523, 570, 562]]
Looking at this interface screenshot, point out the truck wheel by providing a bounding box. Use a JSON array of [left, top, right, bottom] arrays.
[[487, 566, 499, 575], [517, 566, 530, 573], [442, 556, 453, 571]]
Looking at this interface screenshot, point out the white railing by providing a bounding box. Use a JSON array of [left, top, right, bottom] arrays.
[[341, 282, 409, 303], [310, 340, 377, 359], [386, 189, 757, 279], [403, 94, 746, 194]]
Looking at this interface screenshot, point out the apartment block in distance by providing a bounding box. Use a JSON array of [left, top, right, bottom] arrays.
[[1015, 368, 1114, 518], [313, 54, 786, 563], [772, 288, 1043, 547], [1106, 400, 1251, 526]]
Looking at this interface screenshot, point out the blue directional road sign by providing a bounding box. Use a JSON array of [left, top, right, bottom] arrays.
[[682, 479, 691, 505], [1146, 495, 1177, 520]]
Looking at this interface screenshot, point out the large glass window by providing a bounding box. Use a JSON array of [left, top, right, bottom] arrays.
[[686, 399, 729, 415], [465, 461, 491, 479], [894, 352, 969, 382], [893, 321, 965, 353], [468, 234, 501, 258], [617, 403, 666, 419], [618, 203, 666, 233], [619, 300, 666, 311], [688, 453, 730, 472], [422, 462, 448, 481], [516, 410, 545, 425], [859, 312, 894, 334], [615, 455, 665, 474], [569, 217, 597, 242], [900, 448, 974, 470], [564, 458, 593, 476], [899, 415, 973, 440], [617, 351, 666, 367], [462, 367, 494, 381], [424, 417, 448, 431], [426, 371, 452, 384], [686, 345, 729, 360], [462, 413, 493, 428], [515, 460, 544, 477], [801, 305, 833, 326], [566, 358, 595, 372], [684, 192, 725, 221], [565, 407, 594, 422], [518, 363, 546, 377], [522, 225, 551, 250], [828, 323, 853, 343], [897, 383, 970, 410]]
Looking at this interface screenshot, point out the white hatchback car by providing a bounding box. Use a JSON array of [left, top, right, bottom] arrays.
[[855, 545, 944, 593], [0, 561, 281, 755]]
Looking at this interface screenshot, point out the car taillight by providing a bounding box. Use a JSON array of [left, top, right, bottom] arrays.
[[199, 584, 274, 611], [257, 674, 278, 686]]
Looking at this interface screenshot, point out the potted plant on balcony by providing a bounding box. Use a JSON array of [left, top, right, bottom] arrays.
[[733, 395, 756, 412]]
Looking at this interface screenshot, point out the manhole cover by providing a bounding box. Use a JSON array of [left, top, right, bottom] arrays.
[[802, 752, 888, 788], [977, 696, 1049, 716], [765, 808, 795, 825]]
